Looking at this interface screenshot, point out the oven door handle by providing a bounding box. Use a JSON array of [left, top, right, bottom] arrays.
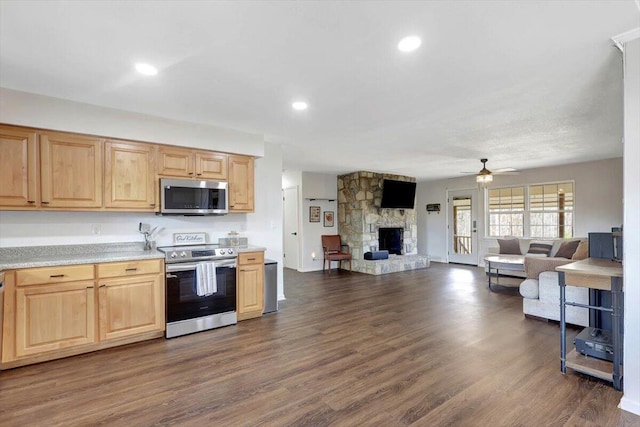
[[166, 260, 237, 273]]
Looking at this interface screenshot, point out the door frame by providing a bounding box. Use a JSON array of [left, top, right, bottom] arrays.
[[282, 186, 301, 270], [446, 188, 479, 265]]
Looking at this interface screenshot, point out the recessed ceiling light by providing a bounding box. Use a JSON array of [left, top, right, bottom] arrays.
[[292, 101, 308, 111], [397, 36, 422, 52], [135, 63, 158, 76]]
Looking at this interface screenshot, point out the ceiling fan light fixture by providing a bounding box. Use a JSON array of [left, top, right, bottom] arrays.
[[476, 173, 493, 185]]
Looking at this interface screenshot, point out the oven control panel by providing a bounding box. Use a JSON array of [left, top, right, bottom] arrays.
[[160, 245, 236, 263]]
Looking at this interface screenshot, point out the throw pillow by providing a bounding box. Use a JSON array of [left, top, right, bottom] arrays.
[[555, 240, 581, 259], [498, 238, 521, 255], [527, 241, 553, 256], [572, 241, 589, 260]]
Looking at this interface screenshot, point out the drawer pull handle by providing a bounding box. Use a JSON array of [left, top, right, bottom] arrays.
[[247, 258, 256, 261], [99, 284, 106, 288], [125, 268, 138, 272], [149, 203, 156, 207], [42, 201, 50, 204], [50, 274, 65, 278], [27, 200, 36, 204]]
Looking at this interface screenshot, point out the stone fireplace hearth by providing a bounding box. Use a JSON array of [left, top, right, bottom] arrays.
[[337, 171, 429, 275]]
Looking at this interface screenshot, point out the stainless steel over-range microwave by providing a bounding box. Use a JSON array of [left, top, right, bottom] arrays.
[[160, 178, 228, 215]]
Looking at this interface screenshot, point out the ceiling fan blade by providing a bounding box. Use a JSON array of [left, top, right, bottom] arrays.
[[493, 171, 520, 175], [493, 167, 518, 173]]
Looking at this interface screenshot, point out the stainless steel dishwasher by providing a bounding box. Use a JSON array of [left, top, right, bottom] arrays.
[[264, 260, 278, 314]]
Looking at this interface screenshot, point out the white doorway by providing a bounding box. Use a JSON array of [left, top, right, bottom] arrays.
[[283, 186, 300, 270], [447, 189, 478, 265]]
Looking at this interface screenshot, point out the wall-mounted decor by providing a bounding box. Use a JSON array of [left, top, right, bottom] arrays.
[[426, 203, 441, 214], [310, 206, 321, 222], [324, 211, 334, 227], [173, 232, 206, 245]]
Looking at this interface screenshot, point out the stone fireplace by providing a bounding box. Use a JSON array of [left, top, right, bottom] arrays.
[[337, 171, 429, 275]]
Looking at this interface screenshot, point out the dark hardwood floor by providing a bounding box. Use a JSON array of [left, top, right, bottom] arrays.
[[1, 263, 638, 426]]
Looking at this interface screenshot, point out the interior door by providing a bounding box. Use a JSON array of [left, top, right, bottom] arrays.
[[283, 187, 300, 270], [448, 189, 478, 265]]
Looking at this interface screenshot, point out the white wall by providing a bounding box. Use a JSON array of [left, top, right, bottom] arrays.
[[621, 36, 640, 417], [416, 158, 623, 264], [0, 88, 263, 156], [0, 91, 285, 301]]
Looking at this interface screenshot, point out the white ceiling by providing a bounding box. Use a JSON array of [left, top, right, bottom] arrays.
[[1, 1, 638, 181]]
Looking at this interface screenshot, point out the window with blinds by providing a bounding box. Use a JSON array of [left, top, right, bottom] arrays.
[[488, 187, 524, 237], [486, 181, 574, 238], [529, 182, 574, 238]]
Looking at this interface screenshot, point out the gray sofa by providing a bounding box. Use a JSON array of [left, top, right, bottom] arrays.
[[484, 237, 589, 326]]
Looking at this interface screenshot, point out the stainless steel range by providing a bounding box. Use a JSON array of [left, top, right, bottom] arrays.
[[158, 244, 238, 338]]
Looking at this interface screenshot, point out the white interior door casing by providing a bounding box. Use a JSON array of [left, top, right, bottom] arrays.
[[283, 187, 300, 270], [447, 189, 479, 265]]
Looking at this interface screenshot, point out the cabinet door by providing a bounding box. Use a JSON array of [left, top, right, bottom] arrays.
[[0, 126, 38, 208], [104, 140, 157, 210], [40, 132, 103, 208], [195, 151, 228, 180], [228, 155, 255, 212], [157, 146, 194, 177], [237, 263, 264, 320], [15, 282, 96, 357], [98, 274, 164, 341]]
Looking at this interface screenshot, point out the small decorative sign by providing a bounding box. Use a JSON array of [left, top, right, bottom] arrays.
[[173, 232, 206, 245]]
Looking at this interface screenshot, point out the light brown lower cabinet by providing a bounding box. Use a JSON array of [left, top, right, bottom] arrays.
[[1, 259, 165, 369], [237, 251, 265, 321], [15, 281, 96, 357], [98, 260, 164, 341]]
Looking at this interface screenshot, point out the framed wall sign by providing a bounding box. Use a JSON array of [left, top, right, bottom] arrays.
[[173, 232, 206, 245], [310, 206, 321, 222], [324, 211, 334, 227]]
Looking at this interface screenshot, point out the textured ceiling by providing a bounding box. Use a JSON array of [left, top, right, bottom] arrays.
[[1, 1, 638, 181]]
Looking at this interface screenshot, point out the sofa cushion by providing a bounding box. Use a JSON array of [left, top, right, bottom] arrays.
[[528, 241, 553, 256], [519, 278, 539, 299], [572, 240, 589, 260], [498, 238, 522, 255], [524, 256, 573, 279], [555, 240, 581, 259]]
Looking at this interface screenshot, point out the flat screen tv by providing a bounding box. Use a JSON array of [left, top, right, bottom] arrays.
[[380, 179, 416, 209]]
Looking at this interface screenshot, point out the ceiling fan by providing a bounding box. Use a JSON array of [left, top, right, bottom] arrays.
[[462, 158, 519, 185]]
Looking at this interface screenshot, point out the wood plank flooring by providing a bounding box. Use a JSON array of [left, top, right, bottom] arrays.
[[1, 263, 638, 426]]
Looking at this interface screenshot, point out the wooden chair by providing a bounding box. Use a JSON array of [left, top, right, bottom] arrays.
[[321, 235, 352, 275]]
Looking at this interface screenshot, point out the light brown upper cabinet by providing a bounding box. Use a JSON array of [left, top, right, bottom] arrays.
[[228, 155, 255, 212], [104, 140, 157, 211], [40, 131, 103, 208], [157, 146, 228, 180], [0, 126, 38, 209]]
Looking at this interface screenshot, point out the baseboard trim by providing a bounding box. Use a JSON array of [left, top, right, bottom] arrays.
[[619, 396, 640, 416]]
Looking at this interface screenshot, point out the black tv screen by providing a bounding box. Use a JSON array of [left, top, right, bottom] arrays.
[[380, 179, 416, 209]]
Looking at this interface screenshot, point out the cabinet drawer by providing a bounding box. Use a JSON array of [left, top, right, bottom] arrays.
[[97, 259, 162, 279], [238, 251, 264, 265], [16, 264, 95, 286]]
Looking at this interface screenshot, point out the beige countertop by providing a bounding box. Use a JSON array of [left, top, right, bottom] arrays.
[[0, 243, 267, 271], [0, 243, 165, 270]]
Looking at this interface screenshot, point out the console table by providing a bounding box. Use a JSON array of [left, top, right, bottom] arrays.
[[556, 258, 623, 390]]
